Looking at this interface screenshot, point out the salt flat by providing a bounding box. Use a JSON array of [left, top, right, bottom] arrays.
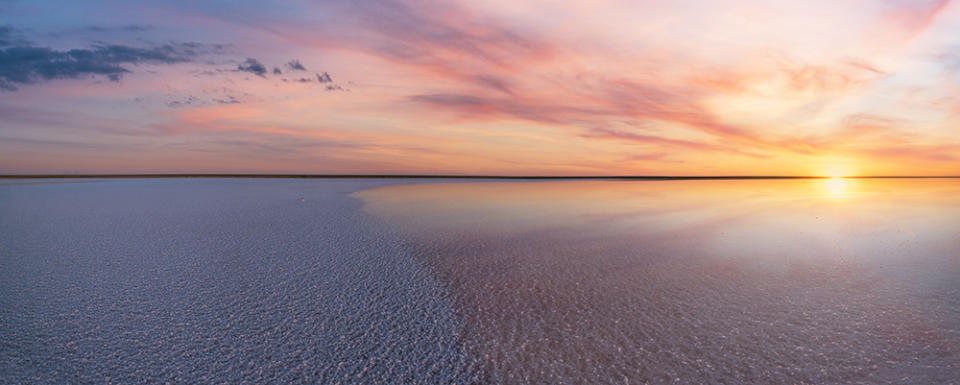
[[1, 178, 958, 384], [0, 178, 475, 384]]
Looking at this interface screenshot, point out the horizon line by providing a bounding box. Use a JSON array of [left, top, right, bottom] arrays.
[[1, 174, 959, 180]]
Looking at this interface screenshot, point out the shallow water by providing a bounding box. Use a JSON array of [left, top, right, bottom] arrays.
[[1, 178, 958, 384], [355, 178, 960, 384]]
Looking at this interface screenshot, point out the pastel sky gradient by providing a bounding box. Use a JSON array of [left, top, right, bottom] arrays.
[[1, 0, 959, 175]]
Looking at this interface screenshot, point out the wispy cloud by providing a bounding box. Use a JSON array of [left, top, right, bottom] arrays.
[[881, 0, 952, 40], [583, 127, 769, 159]]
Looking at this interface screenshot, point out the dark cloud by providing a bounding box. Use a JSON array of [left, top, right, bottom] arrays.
[[286, 59, 306, 71], [122, 25, 154, 32], [165, 96, 201, 108], [0, 25, 27, 47], [325, 84, 344, 91], [0, 26, 12, 46], [43, 25, 158, 39], [296, 78, 312, 83], [82, 25, 154, 33], [273, 67, 282, 75], [0, 40, 201, 91], [236, 58, 267, 77], [316, 72, 332, 83]]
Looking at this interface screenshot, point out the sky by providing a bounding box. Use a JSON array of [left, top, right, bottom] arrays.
[[1, 0, 959, 176]]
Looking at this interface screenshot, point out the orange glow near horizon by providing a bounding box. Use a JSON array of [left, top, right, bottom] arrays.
[[1, 0, 959, 175]]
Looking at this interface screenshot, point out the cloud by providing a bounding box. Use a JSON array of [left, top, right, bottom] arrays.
[[408, 93, 601, 124], [471, 75, 513, 94], [237, 1, 552, 94], [43, 25, 156, 38], [215, 95, 241, 104], [408, 88, 799, 158], [881, 0, 952, 39], [4, 0, 958, 174], [236, 58, 267, 77], [843, 59, 887, 76], [858, 144, 959, 162], [83, 24, 155, 33], [938, 50, 960, 72], [841, 113, 903, 134], [779, 60, 883, 94], [0, 40, 202, 91], [286, 59, 306, 71], [583, 127, 769, 159], [346, 0, 553, 70], [0, 25, 17, 47], [623, 152, 679, 163], [282, 71, 343, 88], [407, 84, 758, 144], [165, 96, 201, 108], [121, 24, 154, 32]]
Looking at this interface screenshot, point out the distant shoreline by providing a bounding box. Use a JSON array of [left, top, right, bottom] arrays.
[[0, 174, 957, 180]]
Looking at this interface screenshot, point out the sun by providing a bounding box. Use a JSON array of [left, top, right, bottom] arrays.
[[823, 177, 849, 196], [824, 166, 850, 179], [820, 157, 857, 179]]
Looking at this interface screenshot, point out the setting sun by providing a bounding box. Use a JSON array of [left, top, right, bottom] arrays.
[[2, 1, 960, 384], [2, 0, 960, 176], [823, 177, 850, 196]]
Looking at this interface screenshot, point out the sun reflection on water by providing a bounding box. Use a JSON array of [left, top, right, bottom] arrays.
[[354, 178, 960, 383], [823, 177, 849, 197]]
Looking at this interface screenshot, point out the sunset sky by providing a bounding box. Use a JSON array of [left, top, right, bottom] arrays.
[[1, 0, 959, 175]]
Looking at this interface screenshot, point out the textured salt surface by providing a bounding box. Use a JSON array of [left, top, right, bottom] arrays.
[[357, 179, 960, 384], [0, 179, 476, 384], [4, 178, 959, 385]]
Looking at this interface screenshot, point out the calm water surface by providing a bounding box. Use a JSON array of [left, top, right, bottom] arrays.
[[356, 178, 960, 384]]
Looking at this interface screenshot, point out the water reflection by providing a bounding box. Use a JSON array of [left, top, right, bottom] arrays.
[[823, 177, 848, 197], [355, 179, 960, 384]]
